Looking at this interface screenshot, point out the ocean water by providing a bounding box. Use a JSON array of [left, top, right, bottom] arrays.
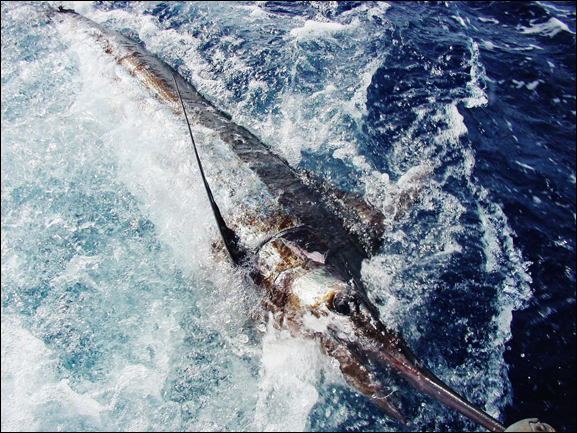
[[1, 1, 574, 432]]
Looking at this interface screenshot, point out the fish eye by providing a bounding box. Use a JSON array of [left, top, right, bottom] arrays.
[[331, 291, 359, 316]]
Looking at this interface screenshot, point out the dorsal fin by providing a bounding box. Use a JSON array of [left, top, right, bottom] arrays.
[[172, 73, 246, 264]]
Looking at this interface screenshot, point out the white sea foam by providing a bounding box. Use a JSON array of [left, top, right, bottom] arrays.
[[256, 327, 322, 432], [289, 20, 351, 40], [464, 41, 489, 108], [518, 17, 574, 37], [1, 315, 59, 431], [478, 17, 500, 25]]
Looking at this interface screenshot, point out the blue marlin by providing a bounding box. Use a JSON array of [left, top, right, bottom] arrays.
[[51, 7, 507, 432]]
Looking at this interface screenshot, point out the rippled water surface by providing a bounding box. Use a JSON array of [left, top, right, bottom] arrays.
[[2, 2, 575, 432]]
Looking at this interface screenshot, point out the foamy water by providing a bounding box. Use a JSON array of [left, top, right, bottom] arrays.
[[4, 2, 572, 432]]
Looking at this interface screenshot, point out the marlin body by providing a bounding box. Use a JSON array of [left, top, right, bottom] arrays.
[[52, 8, 506, 432]]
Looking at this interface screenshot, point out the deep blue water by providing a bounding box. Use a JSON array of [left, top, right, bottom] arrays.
[[2, 1, 575, 432]]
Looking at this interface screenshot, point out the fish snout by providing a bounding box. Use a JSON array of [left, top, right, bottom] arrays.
[[323, 289, 507, 432]]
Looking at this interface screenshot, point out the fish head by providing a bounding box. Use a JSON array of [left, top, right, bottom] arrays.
[[256, 228, 505, 431], [256, 227, 416, 421], [277, 264, 414, 422]]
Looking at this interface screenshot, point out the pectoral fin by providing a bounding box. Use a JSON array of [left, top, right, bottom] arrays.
[[320, 336, 407, 424], [302, 163, 433, 256]]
